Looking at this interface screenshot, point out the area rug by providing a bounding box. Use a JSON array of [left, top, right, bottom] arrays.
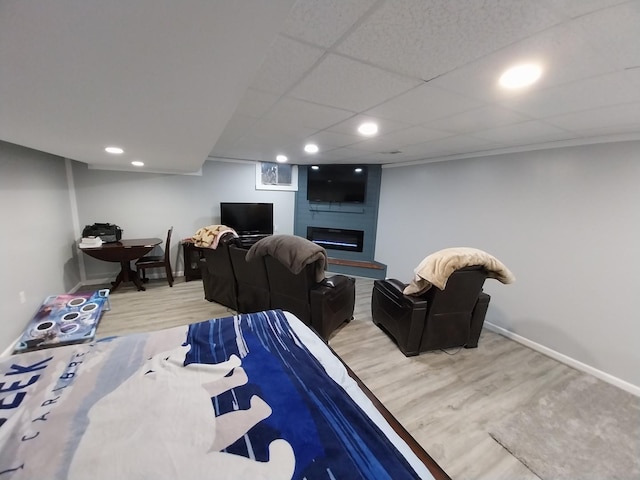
[[489, 373, 640, 480]]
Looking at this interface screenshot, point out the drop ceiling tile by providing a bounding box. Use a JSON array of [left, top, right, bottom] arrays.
[[346, 149, 418, 163], [473, 120, 578, 144], [273, 140, 319, 164], [303, 130, 362, 149], [375, 136, 500, 163], [263, 97, 354, 130], [228, 132, 318, 164], [303, 146, 369, 163], [211, 138, 270, 162], [230, 121, 317, 163], [425, 105, 531, 134], [430, 21, 618, 104], [342, 139, 402, 154], [626, 66, 640, 85], [243, 118, 317, 143], [325, 113, 410, 137], [282, 0, 377, 48], [544, 102, 640, 133], [213, 114, 259, 145], [232, 134, 290, 154], [289, 53, 421, 112], [366, 83, 485, 125], [499, 71, 640, 119], [249, 35, 325, 95], [570, 124, 640, 138], [338, 155, 391, 164], [209, 143, 249, 160], [352, 125, 452, 151], [574, 2, 640, 70], [336, 0, 563, 79], [543, 0, 629, 18], [411, 134, 508, 156], [232, 89, 280, 118]]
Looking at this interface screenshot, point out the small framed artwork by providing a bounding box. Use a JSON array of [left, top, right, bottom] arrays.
[[255, 162, 298, 191]]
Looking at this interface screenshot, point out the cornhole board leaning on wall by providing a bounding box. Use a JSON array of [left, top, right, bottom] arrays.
[[13, 289, 110, 354]]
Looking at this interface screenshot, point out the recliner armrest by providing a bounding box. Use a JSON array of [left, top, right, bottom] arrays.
[[312, 275, 352, 297], [320, 275, 350, 289], [374, 279, 428, 308], [382, 278, 407, 295], [310, 275, 356, 340]]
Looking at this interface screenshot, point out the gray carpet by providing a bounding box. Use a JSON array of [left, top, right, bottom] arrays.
[[490, 374, 640, 480]]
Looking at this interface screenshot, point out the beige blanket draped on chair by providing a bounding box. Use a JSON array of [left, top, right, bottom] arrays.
[[404, 247, 515, 295], [192, 225, 238, 249]]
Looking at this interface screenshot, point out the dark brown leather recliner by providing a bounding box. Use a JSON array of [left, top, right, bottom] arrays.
[[264, 255, 356, 340], [200, 233, 238, 310], [229, 244, 271, 313], [201, 233, 356, 340], [371, 266, 491, 356]]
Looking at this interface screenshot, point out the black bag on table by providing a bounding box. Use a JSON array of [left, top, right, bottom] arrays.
[[82, 223, 123, 243]]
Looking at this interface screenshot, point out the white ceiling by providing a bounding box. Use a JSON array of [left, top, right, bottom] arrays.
[[2, 0, 640, 173], [0, 0, 294, 173]]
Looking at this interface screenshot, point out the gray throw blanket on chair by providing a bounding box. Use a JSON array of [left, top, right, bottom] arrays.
[[246, 235, 327, 282]]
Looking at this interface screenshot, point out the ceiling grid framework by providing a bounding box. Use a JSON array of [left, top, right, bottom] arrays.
[[1, 0, 639, 172], [213, 0, 640, 167]]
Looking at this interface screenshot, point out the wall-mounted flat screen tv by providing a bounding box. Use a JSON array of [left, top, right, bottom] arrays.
[[220, 202, 273, 236], [307, 165, 368, 203]]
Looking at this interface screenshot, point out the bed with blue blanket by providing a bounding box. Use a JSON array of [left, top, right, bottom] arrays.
[[0, 310, 448, 479]]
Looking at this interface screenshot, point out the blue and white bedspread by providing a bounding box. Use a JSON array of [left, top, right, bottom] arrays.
[[0, 310, 432, 479]]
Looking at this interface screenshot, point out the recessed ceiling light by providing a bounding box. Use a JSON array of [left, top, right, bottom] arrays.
[[304, 143, 319, 154], [354, 168, 363, 173], [131, 161, 144, 167], [105, 146, 124, 154], [499, 63, 542, 89], [357, 122, 378, 136], [311, 165, 320, 170], [276, 154, 288, 163]]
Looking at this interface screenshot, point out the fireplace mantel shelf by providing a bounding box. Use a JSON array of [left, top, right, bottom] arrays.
[[327, 257, 384, 270], [309, 206, 365, 214]]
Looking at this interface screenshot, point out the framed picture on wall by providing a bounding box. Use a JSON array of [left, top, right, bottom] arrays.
[[255, 162, 298, 191]]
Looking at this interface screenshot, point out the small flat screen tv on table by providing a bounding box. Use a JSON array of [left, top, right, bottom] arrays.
[[220, 202, 273, 237]]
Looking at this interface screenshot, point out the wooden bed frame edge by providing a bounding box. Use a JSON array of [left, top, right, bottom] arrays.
[[326, 342, 452, 480]]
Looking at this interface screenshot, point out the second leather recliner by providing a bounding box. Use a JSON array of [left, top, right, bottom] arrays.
[[371, 266, 491, 356]]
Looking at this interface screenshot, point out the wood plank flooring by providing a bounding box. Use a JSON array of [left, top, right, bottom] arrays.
[[88, 276, 612, 479]]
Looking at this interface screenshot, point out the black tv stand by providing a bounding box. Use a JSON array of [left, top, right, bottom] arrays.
[[237, 234, 271, 248]]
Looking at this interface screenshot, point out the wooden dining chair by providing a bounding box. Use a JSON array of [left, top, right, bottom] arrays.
[[135, 227, 174, 287]]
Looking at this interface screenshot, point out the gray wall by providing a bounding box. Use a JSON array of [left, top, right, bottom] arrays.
[[73, 159, 295, 282], [376, 140, 640, 389], [0, 141, 80, 350]]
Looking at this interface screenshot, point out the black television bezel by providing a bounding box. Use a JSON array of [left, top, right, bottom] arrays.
[[220, 202, 273, 236], [306, 164, 368, 204]]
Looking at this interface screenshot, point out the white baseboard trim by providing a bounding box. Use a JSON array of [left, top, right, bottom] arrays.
[[485, 321, 640, 397], [1, 337, 20, 358], [137, 270, 184, 281], [81, 278, 114, 286], [79, 271, 186, 288]]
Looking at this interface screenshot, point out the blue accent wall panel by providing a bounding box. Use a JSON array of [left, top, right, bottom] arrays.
[[294, 165, 382, 264]]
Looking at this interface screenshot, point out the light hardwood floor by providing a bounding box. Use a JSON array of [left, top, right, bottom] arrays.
[[88, 276, 595, 479]]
